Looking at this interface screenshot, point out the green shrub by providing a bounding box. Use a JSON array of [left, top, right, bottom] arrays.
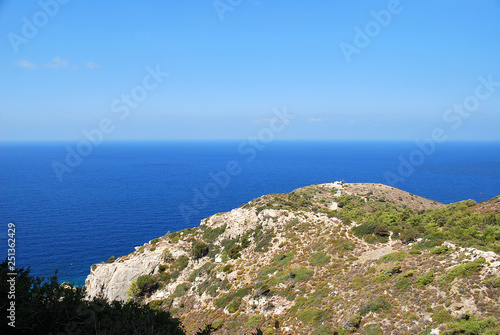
[[431, 307, 452, 324], [254, 228, 275, 252], [352, 223, 376, 237], [445, 258, 485, 282], [171, 270, 180, 280], [416, 270, 434, 288], [273, 252, 294, 267], [128, 274, 159, 297], [362, 324, 383, 335], [162, 249, 174, 263], [312, 325, 335, 335], [260, 266, 277, 276], [245, 315, 264, 328], [228, 244, 243, 259], [91, 264, 97, 271], [191, 241, 210, 259], [169, 232, 181, 243], [395, 277, 410, 289], [446, 316, 499, 335], [127, 279, 140, 297], [311, 252, 331, 266], [402, 270, 414, 277], [290, 268, 314, 282], [107, 256, 115, 263], [172, 283, 190, 298], [483, 276, 500, 288], [151, 238, 159, 246], [203, 225, 226, 243], [377, 251, 408, 264], [240, 234, 251, 248], [297, 308, 326, 325], [159, 264, 168, 273], [227, 297, 242, 313], [160, 272, 171, 284], [358, 298, 391, 316], [172, 255, 189, 271], [147, 298, 171, 311], [430, 245, 449, 254]]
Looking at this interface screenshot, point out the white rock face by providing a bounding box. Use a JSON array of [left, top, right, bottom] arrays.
[[206, 208, 259, 239], [85, 252, 162, 302]]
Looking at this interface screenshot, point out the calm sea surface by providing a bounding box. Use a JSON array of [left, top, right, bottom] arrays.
[[1, 141, 499, 285]]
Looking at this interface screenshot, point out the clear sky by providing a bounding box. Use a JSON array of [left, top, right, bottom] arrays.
[[1, 0, 499, 141]]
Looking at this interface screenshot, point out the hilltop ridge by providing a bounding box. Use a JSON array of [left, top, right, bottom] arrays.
[[85, 182, 500, 334]]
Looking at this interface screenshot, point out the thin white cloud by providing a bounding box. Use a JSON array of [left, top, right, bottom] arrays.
[[85, 61, 101, 69], [44, 57, 70, 69], [15, 60, 36, 69], [309, 118, 322, 122]]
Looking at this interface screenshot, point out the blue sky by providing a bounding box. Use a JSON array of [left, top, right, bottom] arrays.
[[1, 0, 499, 141]]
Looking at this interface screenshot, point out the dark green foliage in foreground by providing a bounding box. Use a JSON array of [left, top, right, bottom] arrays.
[[0, 260, 185, 335]]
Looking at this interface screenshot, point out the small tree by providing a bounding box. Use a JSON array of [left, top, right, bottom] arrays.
[[191, 241, 209, 260]]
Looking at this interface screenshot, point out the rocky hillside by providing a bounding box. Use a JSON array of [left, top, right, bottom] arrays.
[[85, 182, 500, 334], [471, 195, 500, 214]]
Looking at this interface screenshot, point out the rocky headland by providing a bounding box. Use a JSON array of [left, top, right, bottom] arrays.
[[84, 182, 500, 334]]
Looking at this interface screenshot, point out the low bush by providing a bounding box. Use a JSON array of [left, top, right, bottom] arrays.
[[245, 315, 264, 328], [228, 244, 243, 259], [445, 258, 485, 282], [377, 252, 408, 264], [430, 245, 449, 254], [358, 298, 391, 316], [273, 252, 294, 267], [311, 252, 331, 266], [416, 270, 434, 288], [203, 225, 227, 243], [290, 268, 314, 282], [191, 241, 210, 259], [446, 316, 499, 335], [172, 255, 189, 271], [128, 274, 159, 298], [431, 307, 452, 324], [297, 308, 327, 325]]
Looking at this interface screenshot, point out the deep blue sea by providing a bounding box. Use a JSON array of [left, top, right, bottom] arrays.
[[1, 141, 499, 286]]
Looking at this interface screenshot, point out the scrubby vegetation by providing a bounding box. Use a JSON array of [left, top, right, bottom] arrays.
[[87, 182, 500, 334]]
